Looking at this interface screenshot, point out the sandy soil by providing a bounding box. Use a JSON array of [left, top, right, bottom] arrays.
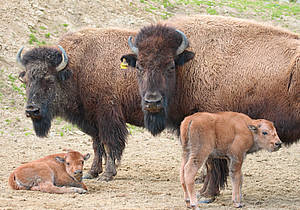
[[0, 0, 300, 209]]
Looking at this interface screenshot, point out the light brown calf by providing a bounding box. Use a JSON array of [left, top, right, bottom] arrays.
[[9, 150, 90, 194], [180, 111, 282, 209]]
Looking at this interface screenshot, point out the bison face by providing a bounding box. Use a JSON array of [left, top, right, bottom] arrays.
[[17, 46, 70, 137], [121, 25, 195, 135]]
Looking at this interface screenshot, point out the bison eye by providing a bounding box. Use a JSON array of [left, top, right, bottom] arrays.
[[66, 162, 70, 166], [262, 131, 268, 135], [136, 63, 143, 72]]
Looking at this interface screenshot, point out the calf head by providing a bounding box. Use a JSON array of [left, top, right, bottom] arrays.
[[121, 24, 195, 135], [17, 46, 71, 137], [248, 119, 282, 152], [56, 150, 90, 182]]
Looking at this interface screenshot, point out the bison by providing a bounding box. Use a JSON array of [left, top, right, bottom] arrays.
[[121, 15, 300, 199], [9, 149, 90, 194], [16, 28, 143, 181], [180, 112, 282, 209]]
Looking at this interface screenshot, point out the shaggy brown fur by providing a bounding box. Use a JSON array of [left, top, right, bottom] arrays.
[[122, 15, 300, 198], [180, 112, 281, 209], [18, 28, 142, 181], [9, 150, 90, 194]]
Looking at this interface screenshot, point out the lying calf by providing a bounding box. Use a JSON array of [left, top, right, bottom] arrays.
[[180, 111, 282, 209], [9, 150, 90, 194]]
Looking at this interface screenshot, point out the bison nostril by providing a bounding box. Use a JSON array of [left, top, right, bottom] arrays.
[[144, 91, 162, 104], [25, 105, 41, 117]]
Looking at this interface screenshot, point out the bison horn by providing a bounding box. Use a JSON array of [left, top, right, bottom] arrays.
[[128, 36, 139, 55], [16, 46, 24, 67], [175, 29, 189, 55], [56, 45, 68, 71]]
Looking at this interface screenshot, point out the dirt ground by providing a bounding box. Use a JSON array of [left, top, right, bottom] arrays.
[[1, 0, 300, 209]]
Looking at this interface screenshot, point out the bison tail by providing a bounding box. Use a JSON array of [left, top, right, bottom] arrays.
[[8, 171, 19, 190]]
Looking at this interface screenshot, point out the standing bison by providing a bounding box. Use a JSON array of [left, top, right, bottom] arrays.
[[17, 28, 143, 181], [121, 15, 300, 199]]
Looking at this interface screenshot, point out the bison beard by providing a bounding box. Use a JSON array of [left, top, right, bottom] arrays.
[[144, 110, 166, 136], [31, 107, 52, 137]]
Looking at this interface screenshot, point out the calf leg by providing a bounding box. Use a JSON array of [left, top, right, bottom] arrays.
[[229, 158, 243, 208], [180, 151, 190, 207], [84, 138, 104, 179], [184, 149, 210, 209], [31, 181, 87, 194]]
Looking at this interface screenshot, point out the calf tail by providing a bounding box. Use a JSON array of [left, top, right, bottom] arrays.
[[8, 171, 19, 190]]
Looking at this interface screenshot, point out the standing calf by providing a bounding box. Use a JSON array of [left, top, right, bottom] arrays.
[[9, 150, 90, 194], [180, 112, 282, 209]]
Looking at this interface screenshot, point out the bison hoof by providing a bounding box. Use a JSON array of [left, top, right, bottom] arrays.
[[190, 204, 200, 210], [97, 172, 114, 182], [83, 172, 98, 179], [197, 196, 215, 204]]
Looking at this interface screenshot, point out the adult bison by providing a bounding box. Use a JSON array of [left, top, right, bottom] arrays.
[[121, 15, 300, 199], [17, 28, 143, 181]]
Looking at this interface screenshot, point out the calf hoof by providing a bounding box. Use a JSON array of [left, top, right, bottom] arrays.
[[97, 172, 114, 182], [74, 188, 87, 194], [83, 172, 98, 179], [233, 202, 243, 208], [185, 199, 191, 208], [190, 204, 200, 210]]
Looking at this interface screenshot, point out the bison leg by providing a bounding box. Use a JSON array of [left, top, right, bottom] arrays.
[[84, 138, 104, 179], [200, 158, 228, 202], [97, 144, 117, 181], [31, 181, 87, 194]]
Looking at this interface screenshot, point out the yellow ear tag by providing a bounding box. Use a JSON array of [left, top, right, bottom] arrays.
[[120, 58, 128, 70]]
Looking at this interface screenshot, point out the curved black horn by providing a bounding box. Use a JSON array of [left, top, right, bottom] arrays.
[[175, 29, 189, 55], [56, 45, 68, 71], [16, 46, 24, 67], [128, 36, 139, 55]]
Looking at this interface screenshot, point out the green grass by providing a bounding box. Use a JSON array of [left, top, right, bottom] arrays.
[[138, 0, 299, 32]]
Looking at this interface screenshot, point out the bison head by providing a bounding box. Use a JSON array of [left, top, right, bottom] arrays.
[[121, 25, 195, 135], [17, 46, 71, 137]]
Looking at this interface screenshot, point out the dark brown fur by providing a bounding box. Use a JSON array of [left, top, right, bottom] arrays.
[[122, 15, 300, 198], [18, 28, 143, 181]]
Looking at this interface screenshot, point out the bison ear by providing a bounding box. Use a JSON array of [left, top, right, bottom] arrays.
[[83, 153, 90, 161], [57, 69, 72, 81], [55, 156, 65, 163], [120, 54, 137, 67], [174, 50, 195, 66], [248, 125, 258, 133]]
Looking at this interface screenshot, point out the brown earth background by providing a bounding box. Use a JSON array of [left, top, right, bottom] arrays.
[[0, 0, 300, 209]]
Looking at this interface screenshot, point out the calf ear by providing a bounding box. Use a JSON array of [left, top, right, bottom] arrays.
[[55, 156, 65, 163], [248, 125, 258, 133], [57, 69, 72, 81], [175, 50, 195, 66], [83, 153, 90, 161], [120, 54, 137, 67]]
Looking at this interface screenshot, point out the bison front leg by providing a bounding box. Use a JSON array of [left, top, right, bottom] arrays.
[[97, 144, 117, 181], [84, 138, 104, 179]]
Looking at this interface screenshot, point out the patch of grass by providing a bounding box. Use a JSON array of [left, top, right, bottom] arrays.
[[45, 32, 51, 38], [8, 74, 26, 97]]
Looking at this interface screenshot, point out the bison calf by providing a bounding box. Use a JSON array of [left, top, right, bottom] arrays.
[[180, 111, 282, 209], [9, 150, 90, 194]]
